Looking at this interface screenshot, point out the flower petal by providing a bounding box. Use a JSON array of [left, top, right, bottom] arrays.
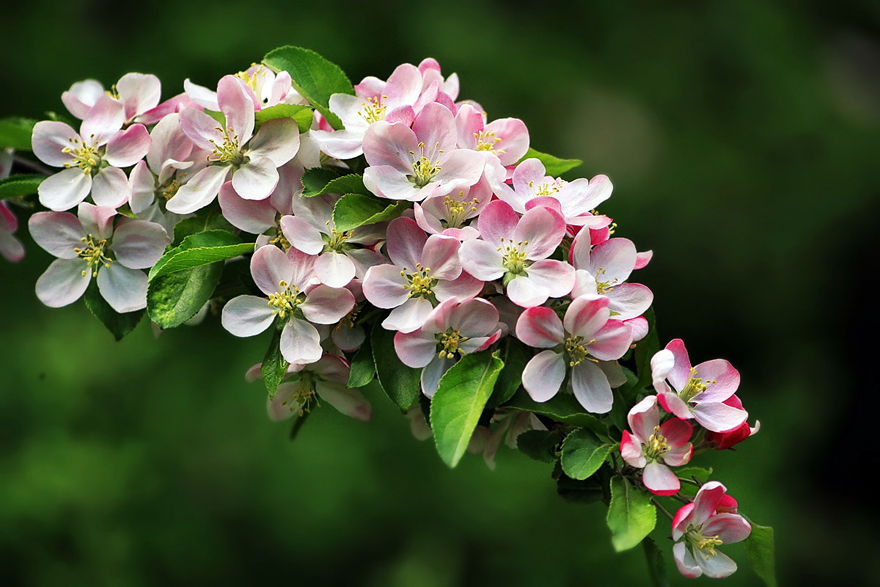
[[28, 211, 84, 258], [221, 295, 276, 336], [643, 462, 680, 496], [232, 157, 279, 201], [300, 284, 355, 324], [35, 259, 90, 307], [38, 168, 92, 211], [91, 166, 130, 208], [165, 165, 229, 214], [112, 219, 170, 269], [516, 306, 564, 348], [280, 318, 322, 365], [521, 350, 565, 402], [571, 360, 613, 414]]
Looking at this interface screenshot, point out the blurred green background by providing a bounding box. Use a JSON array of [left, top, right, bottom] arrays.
[[1, 0, 878, 584]]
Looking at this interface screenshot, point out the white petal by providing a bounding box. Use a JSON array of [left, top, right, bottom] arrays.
[[221, 295, 276, 336], [39, 168, 92, 211], [521, 350, 565, 402], [35, 259, 90, 307]]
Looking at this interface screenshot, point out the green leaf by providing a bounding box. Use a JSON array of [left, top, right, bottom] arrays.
[[643, 538, 670, 587], [0, 117, 37, 150], [332, 193, 405, 232], [255, 104, 314, 133], [302, 172, 369, 198], [149, 231, 252, 280], [487, 337, 530, 409], [557, 473, 605, 505], [430, 350, 504, 468], [0, 174, 44, 199], [607, 477, 657, 552], [147, 262, 224, 329], [516, 429, 563, 463], [371, 324, 421, 411], [347, 327, 375, 388], [519, 147, 582, 176], [263, 46, 353, 130], [504, 388, 609, 439], [204, 110, 225, 126], [675, 466, 713, 482], [561, 428, 616, 480], [171, 212, 235, 247], [261, 326, 290, 399], [634, 306, 660, 392], [82, 282, 144, 341], [745, 523, 777, 587]]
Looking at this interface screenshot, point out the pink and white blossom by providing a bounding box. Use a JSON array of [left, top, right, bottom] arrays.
[[185, 65, 303, 112], [459, 200, 574, 308], [166, 75, 301, 214], [515, 296, 633, 413], [651, 339, 748, 433], [620, 395, 693, 495], [363, 217, 482, 333], [671, 482, 751, 579], [413, 176, 492, 240], [28, 203, 170, 312], [62, 73, 162, 126], [706, 394, 760, 449], [362, 103, 485, 202], [394, 298, 502, 396], [221, 245, 354, 365], [0, 152, 24, 262], [455, 103, 529, 166]]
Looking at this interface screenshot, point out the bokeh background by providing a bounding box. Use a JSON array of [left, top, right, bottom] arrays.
[[1, 0, 878, 585]]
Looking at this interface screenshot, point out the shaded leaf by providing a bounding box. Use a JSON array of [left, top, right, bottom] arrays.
[[171, 212, 235, 247], [348, 326, 375, 388], [83, 282, 144, 341], [516, 429, 563, 463], [745, 523, 777, 587], [255, 104, 314, 133], [262, 326, 289, 399], [607, 476, 657, 552], [371, 324, 420, 411], [504, 388, 609, 439], [518, 147, 582, 176], [643, 538, 670, 587], [0, 117, 36, 150], [487, 337, 530, 409], [147, 262, 223, 329], [150, 230, 252, 280], [561, 428, 615, 480], [0, 174, 44, 199], [302, 171, 369, 198]]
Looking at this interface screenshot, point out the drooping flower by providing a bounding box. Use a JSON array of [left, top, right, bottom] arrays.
[[220, 245, 354, 366], [459, 200, 574, 308], [362, 217, 482, 333], [28, 203, 170, 312], [620, 395, 693, 495], [706, 394, 760, 450], [362, 102, 485, 202], [651, 339, 748, 433], [166, 75, 301, 214], [393, 297, 502, 396], [671, 482, 751, 579], [515, 296, 633, 413]]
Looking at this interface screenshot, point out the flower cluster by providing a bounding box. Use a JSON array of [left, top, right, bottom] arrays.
[[3, 48, 768, 583]]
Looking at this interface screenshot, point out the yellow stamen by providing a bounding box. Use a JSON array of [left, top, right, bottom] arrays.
[[73, 234, 113, 277]]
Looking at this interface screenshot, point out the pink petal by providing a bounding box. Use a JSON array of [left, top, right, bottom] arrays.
[[280, 215, 325, 255], [317, 382, 372, 421], [96, 264, 148, 312], [523, 260, 575, 299], [362, 121, 418, 172], [111, 219, 169, 269], [221, 295, 276, 336], [248, 118, 300, 166], [32, 121, 78, 167], [218, 182, 277, 233], [692, 359, 741, 403], [690, 481, 728, 526], [35, 258, 90, 307], [62, 80, 104, 119], [477, 199, 519, 246], [0, 232, 24, 262], [620, 430, 646, 468], [165, 165, 229, 214], [673, 542, 702, 579], [77, 203, 115, 240], [117, 72, 161, 120], [606, 283, 653, 320], [81, 94, 125, 140], [412, 102, 457, 153], [571, 360, 613, 414], [179, 107, 225, 151], [420, 234, 461, 280], [659, 417, 693, 448], [458, 239, 504, 281], [362, 264, 409, 309], [300, 284, 355, 324], [447, 298, 499, 337], [420, 356, 455, 398], [643, 462, 680, 496], [516, 306, 564, 348], [232, 157, 279, 201], [692, 402, 748, 433], [104, 124, 151, 168], [484, 117, 529, 166], [386, 217, 428, 269], [363, 165, 423, 200], [507, 274, 550, 308], [634, 250, 653, 270], [280, 318, 322, 365], [38, 168, 91, 211], [665, 338, 693, 392], [702, 514, 751, 545], [516, 206, 566, 260], [589, 319, 633, 361], [658, 391, 692, 421], [627, 395, 659, 443], [521, 350, 566, 402], [218, 75, 255, 144], [251, 245, 295, 296], [433, 270, 484, 302], [394, 329, 438, 368], [563, 295, 610, 339], [91, 166, 130, 208], [314, 252, 356, 288], [590, 237, 637, 284], [28, 212, 84, 259], [695, 549, 738, 579], [381, 296, 434, 333]]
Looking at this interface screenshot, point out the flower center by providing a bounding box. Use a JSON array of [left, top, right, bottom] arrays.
[[437, 327, 469, 359], [564, 334, 596, 367], [236, 65, 267, 98], [644, 426, 671, 460], [680, 368, 715, 403], [474, 130, 503, 153], [74, 234, 113, 277], [401, 263, 436, 298], [358, 96, 387, 125], [409, 141, 443, 188], [594, 267, 619, 295], [499, 238, 530, 275], [324, 225, 353, 251], [209, 130, 248, 167], [685, 525, 724, 559], [529, 179, 563, 197], [266, 280, 302, 320], [442, 193, 479, 228], [161, 178, 183, 201], [62, 138, 102, 175], [280, 372, 320, 416]]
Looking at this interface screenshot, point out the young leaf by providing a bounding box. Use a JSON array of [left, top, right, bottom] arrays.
[[516, 429, 563, 463], [504, 388, 609, 439], [0, 174, 44, 199], [149, 230, 252, 280], [371, 325, 420, 411], [430, 350, 504, 468], [302, 173, 369, 198], [263, 46, 353, 130], [518, 147, 582, 176], [261, 327, 290, 399], [347, 327, 375, 388], [147, 262, 224, 329], [0, 117, 37, 150], [300, 167, 342, 196], [83, 282, 144, 341], [487, 337, 530, 409], [255, 104, 314, 133], [606, 477, 657, 552], [171, 212, 235, 247], [333, 194, 405, 232], [643, 538, 670, 587], [561, 428, 615, 480], [745, 523, 777, 587]]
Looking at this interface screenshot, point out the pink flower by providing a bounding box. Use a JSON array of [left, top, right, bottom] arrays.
[[706, 395, 760, 449], [455, 103, 529, 166], [394, 298, 502, 396], [166, 75, 301, 214], [62, 73, 162, 126], [32, 118, 151, 211], [312, 63, 422, 160], [221, 245, 355, 366], [0, 201, 24, 263], [264, 354, 372, 422], [362, 102, 485, 202], [651, 339, 748, 433], [671, 482, 751, 579], [569, 231, 653, 320], [459, 200, 574, 308], [620, 395, 693, 495], [362, 217, 482, 333], [185, 65, 301, 112], [413, 176, 493, 241], [515, 296, 633, 413], [491, 158, 612, 228], [28, 203, 170, 312]]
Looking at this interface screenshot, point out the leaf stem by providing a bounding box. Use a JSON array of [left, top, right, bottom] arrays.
[[652, 497, 674, 520]]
